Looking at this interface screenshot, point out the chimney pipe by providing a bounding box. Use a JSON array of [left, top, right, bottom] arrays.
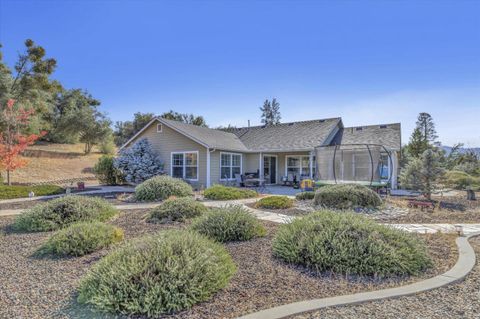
[[248, 120, 250, 127]]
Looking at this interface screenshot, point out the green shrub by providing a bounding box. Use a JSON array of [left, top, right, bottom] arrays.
[[313, 184, 382, 209], [134, 176, 193, 201], [93, 156, 125, 185], [190, 205, 266, 242], [296, 191, 315, 200], [256, 196, 293, 209], [203, 185, 257, 200], [13, 196, 118, 232], [38, 222, 124, 257], [272, 210, 432, 277], [77, 230, 236, 316], [147, 197, 207, 223], [0, 184, 64, 200]]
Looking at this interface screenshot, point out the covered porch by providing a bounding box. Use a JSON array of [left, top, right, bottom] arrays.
[[243, 151, 316, 186]]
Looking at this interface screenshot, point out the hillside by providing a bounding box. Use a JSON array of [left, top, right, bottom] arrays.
[[4, 143, 105, 186]]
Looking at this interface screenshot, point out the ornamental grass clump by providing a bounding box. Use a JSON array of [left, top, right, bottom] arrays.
[[37, 222, 124, 257], [190, 205, 266, 242], [256, 196, 294, 209], [272, 210, 432, 277], [203, 185, 257, 200], [147, 197, 207, 223], [134, 175, 193, 201], [77, 230, 236, 317], [313, 183, 382, 209], [13, 196, 118, 232]]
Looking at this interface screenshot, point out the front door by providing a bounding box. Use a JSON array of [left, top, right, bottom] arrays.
[[263, 156, 277, 184]]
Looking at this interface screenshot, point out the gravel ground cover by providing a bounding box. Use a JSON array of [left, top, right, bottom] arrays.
[[0, 208, 458, 319], [293, 237, 480, 319]]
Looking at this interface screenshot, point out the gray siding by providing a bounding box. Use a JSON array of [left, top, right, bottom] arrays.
[[126, 123, 208, 188]]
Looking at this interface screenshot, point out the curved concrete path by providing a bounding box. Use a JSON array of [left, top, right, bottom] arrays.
[[238, 232, 480, 319]]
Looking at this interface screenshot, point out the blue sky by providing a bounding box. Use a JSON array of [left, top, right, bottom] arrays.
[[1, 0, 479, 146]]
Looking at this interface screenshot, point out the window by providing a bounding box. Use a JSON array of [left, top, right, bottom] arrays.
[[157, 124, 163, 132], [220, 152, 242, 180], [171, 151, 198, 180], [286, 155, 314, 178]]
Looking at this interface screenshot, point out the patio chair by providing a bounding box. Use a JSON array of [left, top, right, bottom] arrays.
[[234, 174, 244, 187]]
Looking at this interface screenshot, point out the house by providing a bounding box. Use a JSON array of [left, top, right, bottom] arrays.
[[120, 117, 401, 189]]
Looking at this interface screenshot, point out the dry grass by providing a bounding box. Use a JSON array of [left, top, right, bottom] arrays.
[[5, 143, 104, 185]]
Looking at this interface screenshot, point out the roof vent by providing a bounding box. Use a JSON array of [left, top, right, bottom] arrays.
[[288, 123, 294, 126], [319, 119, 325, 123], [355, 127, 363, 131], [380, 125, 388, 129]]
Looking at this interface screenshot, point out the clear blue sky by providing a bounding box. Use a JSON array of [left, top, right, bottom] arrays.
[[1, 0, 479, 146]]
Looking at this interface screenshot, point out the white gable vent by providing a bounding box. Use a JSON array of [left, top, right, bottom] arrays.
[[157, 124, 163, 133]]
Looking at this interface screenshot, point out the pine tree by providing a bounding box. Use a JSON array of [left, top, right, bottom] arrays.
[[416, 113, 439, 146], [260, 98, 281, 125], [407, 127, 428, 158], [400, 149, 444, 200], [114, 138, 164, 184]]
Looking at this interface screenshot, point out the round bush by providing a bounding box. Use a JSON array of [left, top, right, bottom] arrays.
[[93, 155, 125, 185], [295, 191, 315, 200], [203, 185, 257, 200], [77, 230, 236, 316], [147, 197, 207, 223], [38, 222, 124, 257], [134, 176, 193, 201], [256, 196, 293, 209], [272, 210, 432, 277], [13, 196, 118, 232], [313, 184, 382, 209], [190, 205, 266, 242]]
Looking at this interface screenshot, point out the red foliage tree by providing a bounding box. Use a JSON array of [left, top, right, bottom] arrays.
[[0, 99, 46, 185]]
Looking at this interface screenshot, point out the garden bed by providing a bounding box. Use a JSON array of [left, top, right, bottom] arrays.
[[0, 209, 457, 319], [380, 196, 480, 224], [294, 237, 480, 319]]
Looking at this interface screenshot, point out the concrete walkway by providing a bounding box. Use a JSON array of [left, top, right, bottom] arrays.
[[238, 231, 480, 319], [2, 198, 479, 236]]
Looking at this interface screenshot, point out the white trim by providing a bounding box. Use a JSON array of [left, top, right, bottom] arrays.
[[170, 150, 200, 181], [259, 152, 263, 180], [219, 152, 243, 181], [156, 123, 163, 133], [263, 154, 278, 185], [206, 148, 211, 187], [309, 151, 313, 178], [119, 118, 158, 150]]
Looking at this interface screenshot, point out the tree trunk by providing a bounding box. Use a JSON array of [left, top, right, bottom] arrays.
[[466, 189, 476, 201], [7, 170, 10, 186]]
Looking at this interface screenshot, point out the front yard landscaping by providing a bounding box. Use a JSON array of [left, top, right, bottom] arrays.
[[0, 202, 459, 319]]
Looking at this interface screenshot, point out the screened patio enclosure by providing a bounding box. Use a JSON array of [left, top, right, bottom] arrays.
[[314, 144, 393, 187]]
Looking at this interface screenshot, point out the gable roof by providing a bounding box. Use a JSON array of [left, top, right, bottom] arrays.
[[159, 118, 249, 152], [120, 117, 249, 152], [331, 123, 401, 150], [232, 118, 342, 152]]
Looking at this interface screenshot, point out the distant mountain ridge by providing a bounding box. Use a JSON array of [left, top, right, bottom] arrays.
[[442, 146, 480, 155]]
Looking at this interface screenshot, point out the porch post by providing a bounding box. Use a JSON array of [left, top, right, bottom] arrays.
[[259, 152, 263, 179], [309, 151, 313, 179], [206, 148, 211, 188]]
